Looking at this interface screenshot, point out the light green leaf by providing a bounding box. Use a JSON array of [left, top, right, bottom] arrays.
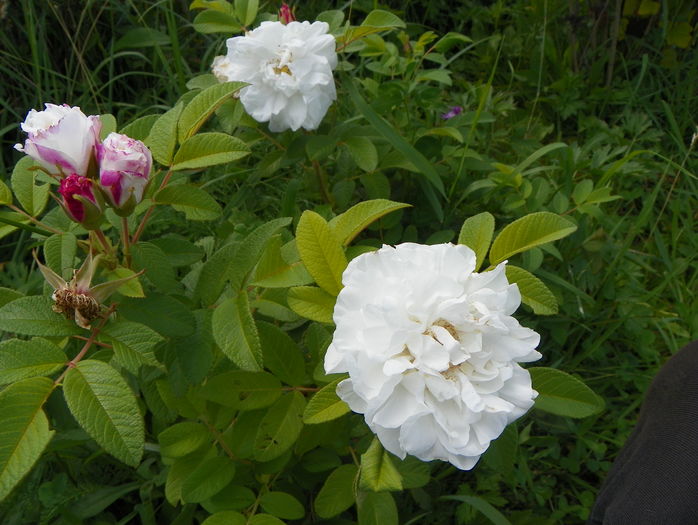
[[287, 286, 335, 324], [104, 267, 144, 298], [248, 515, 286, 525], [177, 81, 247, 143], [44, 233, 77, 279], [195, 243, 237, 305], [226, 218, 292, 292], [258, 321, 305, 386], [259, 491, 305, 520], [0, 179, 12, 205], [172, 132, 250, 171], [329, 199, 411, 246], [531, 367, 605, 418], [181, 456, 235, 503], [314, 464, 358, 518], [199, 370, 281, 410], [202, 511, 246, 525], [505, 265, 558, 315], [344, 136, 378, 172], [99, 114, 117, 139], [441, 495, 512, 525], [212, 294, 263, 371], [158, 421, 210, 458], [296, 211, 347, 296], [360, 438, 403, 492], [0, 296, 83, 336], [119, 115, 159, 142], [234, 0, 258, 26], [154, 184, 222, 221], [357, 491, 398, 525], [11, 157, 49, 217], [0, 288, 23, 309], [193, 9, 242, 33], [165, 448, 212, 505], [119, 294, 195, 338], [63, 360, 145, 466], [0, 338, 67, 385], [130, 242, 180, 293], [458, 212, 494, 271], [0, 377, 54, 502], [253, 391, 305, 461], [303, 377, 349, 424], [145, 102, 184, 166], [489, 212, 577, 265], [252, 236, 313, 288], [361, 9, 405, 28], [101, 320, 163, 374]]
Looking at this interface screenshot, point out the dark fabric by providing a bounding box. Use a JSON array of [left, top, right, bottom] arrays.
[[588, 340, 698, 525]]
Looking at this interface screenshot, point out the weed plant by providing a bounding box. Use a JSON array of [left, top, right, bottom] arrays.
[[0, 0, 696, 524]]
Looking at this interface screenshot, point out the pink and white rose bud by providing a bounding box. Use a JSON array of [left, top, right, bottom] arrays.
[[14, 103, 101, 177], [97, 132, 152, 215], [58, 174, 103, 229]]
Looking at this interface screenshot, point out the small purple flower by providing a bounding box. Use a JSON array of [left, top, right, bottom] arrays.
[[441, 106, 463, 120], [97, 132, 152, 215], [14, 104, 101, 177]]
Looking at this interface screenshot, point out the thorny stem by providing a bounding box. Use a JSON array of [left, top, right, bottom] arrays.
[[131, 168, 173, 244], [54, 304, 116, 385], [8, 204, 62, 234]]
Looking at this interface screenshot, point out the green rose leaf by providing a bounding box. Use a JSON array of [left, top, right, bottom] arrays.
[[63, 359, 145, 466], [314, 464, 359, 518], [458, 212, 495, 271], [258, 321, 306, 386], [287, 286, 336, 324], [505, 265, 558, 315], [357, 491, 398, 525], [154, 184, 222, 221], [0, 376, 55, 502], [181, 456, 236, 503], [119, 115, 159, 141], [329, 199, 411, 246], [43, 233, 77, 279], [259, 491, 305, 520], [296, 211, 347, 296], [0, 296, 83, 336], [530, 367, 605, 418], [10, 157, 50, 217], [489, 212, 577, 265], [253, 391, 305, 461], [0, 338, 67, 385], [198, 370, 281, 410], [212, 294, 263, 371], [145, 102, 184, 166], [202, 511, 247, 525], [172, 132, 250, 171], [359, 438, 403, 492], [303, 377, 350, 424], [158, 421, 211, 458], [177, 81, 247, 142]]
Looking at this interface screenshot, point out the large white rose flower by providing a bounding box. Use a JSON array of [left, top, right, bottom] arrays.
[[215, 20, 337, 132], [325, 243, 541, 470]]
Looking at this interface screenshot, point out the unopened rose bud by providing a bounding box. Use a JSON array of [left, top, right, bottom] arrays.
[[278, 2, 295, 24], [97, 132, 152, 215], [14, 103, 101, 177], [58, 174, 103, 229]]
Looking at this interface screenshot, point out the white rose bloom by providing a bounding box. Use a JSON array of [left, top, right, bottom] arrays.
[[216, 20, 337, 132], [325, 243, 541, 470]]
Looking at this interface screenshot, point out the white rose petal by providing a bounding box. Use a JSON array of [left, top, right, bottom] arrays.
[[325, 243, 541, 470], [214, 20, 337, 132]]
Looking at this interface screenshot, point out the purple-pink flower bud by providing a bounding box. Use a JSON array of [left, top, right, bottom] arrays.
[[278, 2, 295, 24], [14, 104, 101, 177], [58, 174, 103, 229], [97, 132, 152, 214]]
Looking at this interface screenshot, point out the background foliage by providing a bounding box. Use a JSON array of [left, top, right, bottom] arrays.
[[0, 0, 696, 523]]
